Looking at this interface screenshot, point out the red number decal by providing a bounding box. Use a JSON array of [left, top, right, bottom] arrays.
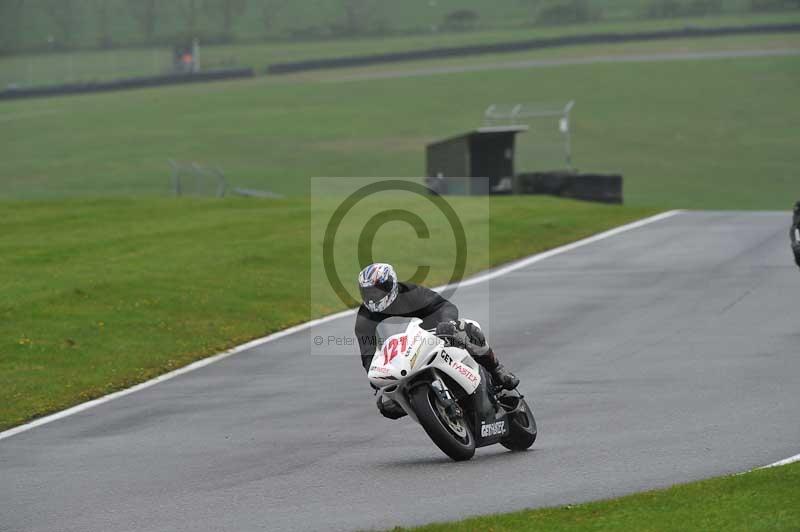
[[383, 339, 394, 365], [383, 337, 404, 365], [399, 335, 408, 353]]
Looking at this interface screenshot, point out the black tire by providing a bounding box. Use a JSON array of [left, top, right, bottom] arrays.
[[500, 397, 537, 451], [409, 385, 475, 461]]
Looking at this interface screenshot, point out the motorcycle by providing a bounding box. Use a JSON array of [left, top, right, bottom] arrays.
[[792, 200, 800, 268], [368, 317, 537, 461]]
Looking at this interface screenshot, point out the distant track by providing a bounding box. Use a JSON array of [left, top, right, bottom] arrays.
[[325, 48, 800, 82], [268, 22, 800, 74]]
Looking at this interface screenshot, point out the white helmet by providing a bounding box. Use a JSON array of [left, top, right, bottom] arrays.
[[358, 263, 399, 313]]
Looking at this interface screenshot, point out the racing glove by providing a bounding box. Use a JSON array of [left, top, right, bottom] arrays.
[[435, 320, 467, 348]]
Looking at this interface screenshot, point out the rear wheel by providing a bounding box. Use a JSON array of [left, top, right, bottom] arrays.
[[500, 396, 537, 451], [409, 384, 475, 461]]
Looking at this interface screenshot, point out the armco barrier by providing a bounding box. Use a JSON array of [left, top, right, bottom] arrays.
[[266, 22, 800, 74], [515, 171, 623, 204], [0, 67, 255, 101]]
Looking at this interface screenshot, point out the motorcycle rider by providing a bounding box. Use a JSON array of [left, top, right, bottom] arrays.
[[354, 262, 519, 419]]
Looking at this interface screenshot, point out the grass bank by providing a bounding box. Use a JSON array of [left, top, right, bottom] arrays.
[[401, 461, 800, 531], [0, 195, 657, 430]]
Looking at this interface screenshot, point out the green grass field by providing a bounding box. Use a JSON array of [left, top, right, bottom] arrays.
[[2, 34, 798, 208], [0, 196, 656, 430], [403, 462, 800, 531]]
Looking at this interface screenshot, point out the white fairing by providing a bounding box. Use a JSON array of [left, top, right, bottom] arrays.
[[368, 318, 481, 421]]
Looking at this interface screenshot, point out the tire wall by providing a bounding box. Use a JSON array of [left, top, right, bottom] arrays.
[[0, 68, 254, 101]]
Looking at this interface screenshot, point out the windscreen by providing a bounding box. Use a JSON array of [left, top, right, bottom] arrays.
[[375, 317, 418, 348]]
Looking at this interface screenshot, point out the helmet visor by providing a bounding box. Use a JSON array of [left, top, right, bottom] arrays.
[[359, 278, 394, 306]]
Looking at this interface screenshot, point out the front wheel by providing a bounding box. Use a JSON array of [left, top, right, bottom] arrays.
[[409, 384, 475, 461]]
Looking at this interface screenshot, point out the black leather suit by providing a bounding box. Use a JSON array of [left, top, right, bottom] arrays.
[[355, 282, 458, 371]]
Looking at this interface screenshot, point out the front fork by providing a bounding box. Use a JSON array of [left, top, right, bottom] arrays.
[[429, 372, 464, 419]]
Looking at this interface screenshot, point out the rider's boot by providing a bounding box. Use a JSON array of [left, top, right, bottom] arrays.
[[473, 346, 519, 390]]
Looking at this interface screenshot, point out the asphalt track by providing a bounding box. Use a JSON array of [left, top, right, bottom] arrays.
[[1, 211, 798, 532]]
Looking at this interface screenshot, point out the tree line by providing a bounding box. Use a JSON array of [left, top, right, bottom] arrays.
[[1, 0, 797, 55], [0, 0, 305, 53]]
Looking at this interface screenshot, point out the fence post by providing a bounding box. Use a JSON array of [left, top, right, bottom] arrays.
[[564, 100, 575, 170], [168, 160, 181, 196], [192, 39, 200, 73], [211, 167, 227, 197]]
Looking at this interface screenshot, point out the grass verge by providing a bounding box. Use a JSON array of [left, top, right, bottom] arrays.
[[400, 461, 800, 531], [0, 195, 657, 431]]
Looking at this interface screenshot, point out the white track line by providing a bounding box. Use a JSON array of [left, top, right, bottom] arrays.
[[0, 209, 683, 442], [760, 453, 800, 469]]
